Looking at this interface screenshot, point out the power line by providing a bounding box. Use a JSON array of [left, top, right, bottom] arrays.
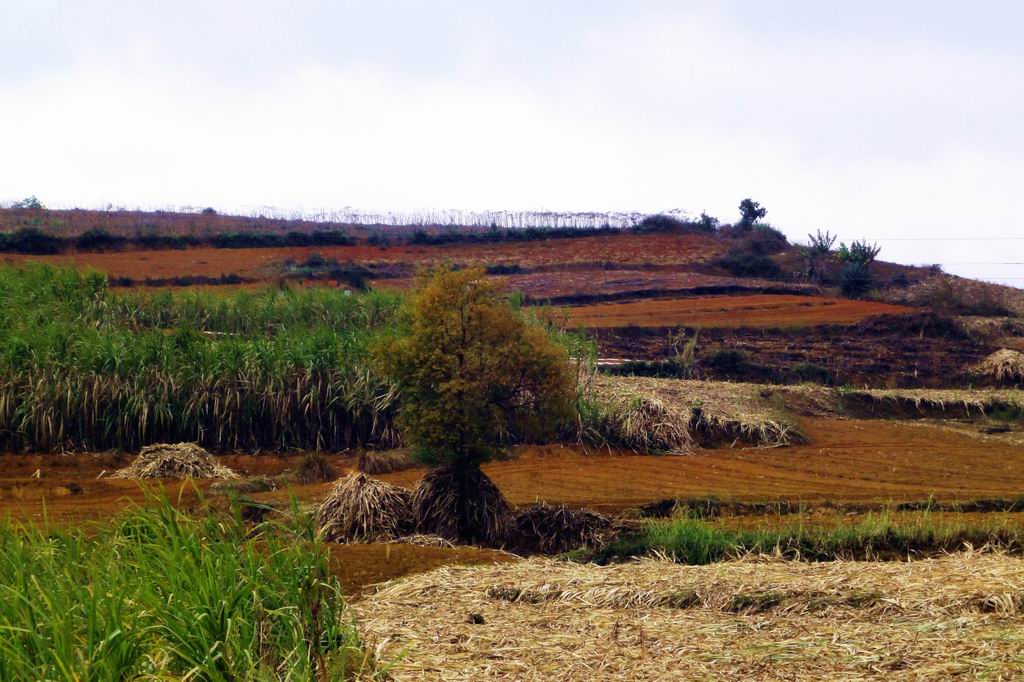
[[857, 237, 1024, 241]]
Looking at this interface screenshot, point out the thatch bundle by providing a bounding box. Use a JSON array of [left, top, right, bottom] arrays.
[[513, 503, 612, 554], [973, 349, 1024, 384], [111, 443, 239, 480], [412, 465, 513, 546], [358, 450, 417, 475], [315, 473, 414, 543]]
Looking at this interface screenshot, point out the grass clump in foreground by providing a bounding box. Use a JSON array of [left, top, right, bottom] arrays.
[[581, 513, 1024, 564], [0, 497, 374, 680]]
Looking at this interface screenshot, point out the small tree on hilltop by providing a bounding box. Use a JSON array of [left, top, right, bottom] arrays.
[[738, 198, 767, 229], [375, 266, 576, 543], [802, 229, 837, 281]]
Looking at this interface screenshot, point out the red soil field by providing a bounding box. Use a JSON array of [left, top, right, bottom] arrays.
[[378, 270, 813, 299], [559, 294, 915, 329], [5, 419, 1020, 527], [381, 419, 1024, 510], [5, 232, 724, 282]]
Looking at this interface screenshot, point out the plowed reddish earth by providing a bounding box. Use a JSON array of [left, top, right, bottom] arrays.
[[377, 270, 813, 299], [560, 295, 914, 329], [4, 419, 1021, 525], [379, 419, 1024, 511], [6, 232, 724, 282]]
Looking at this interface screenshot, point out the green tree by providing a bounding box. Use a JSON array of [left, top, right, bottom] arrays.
[[837, 239, 881, 265], [737, 198, 767, 228], [376, 266, 575, 469]]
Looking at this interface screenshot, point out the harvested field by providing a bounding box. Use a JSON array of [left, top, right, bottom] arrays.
[[357, 552, 1024, 680], [6, 232, 724, 284], [4, 417, 1024, 524], [594, 318, 990, 388], [381, 419, 1024, 511], [560, 294, 914, 329], [382, 270, 815, 301]]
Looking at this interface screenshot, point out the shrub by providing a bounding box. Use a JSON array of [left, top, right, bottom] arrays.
[[788, 361, 833, 385], [635, 214, 687, 233], [744, 224, 789, 255], [714, 250, 783, 279], [9, 195, 43, 210], [76, 228, 127, 251], [698, 212, 720, 232], [484, 263, 526, 275], [309, 230, 356, 247], [201, 206, 217, 214], [134, 233, 199, 249], [837, 239, 881, 265], [840, 262, 874, 298], [0, 228, 63, 254], [706, 349, 751, 374]]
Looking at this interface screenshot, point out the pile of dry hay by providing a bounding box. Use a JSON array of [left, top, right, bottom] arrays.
[[587, 375, 804, 452], [358, 551, 1024, 680], [316, 473, 413, 543], [973, 349, 1024, 384], [111, 443, 239, 480], [413, 465, 514, 547], [513, 503, 612, 554]]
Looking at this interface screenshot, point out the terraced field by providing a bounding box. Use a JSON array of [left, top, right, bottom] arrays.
[[559, 294, 914, 329]]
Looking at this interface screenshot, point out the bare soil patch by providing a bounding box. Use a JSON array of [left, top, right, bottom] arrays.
[[326, 542, 514, 596]]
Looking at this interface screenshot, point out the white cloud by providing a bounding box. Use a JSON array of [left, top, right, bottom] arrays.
[[1, 1, 1022, 283]]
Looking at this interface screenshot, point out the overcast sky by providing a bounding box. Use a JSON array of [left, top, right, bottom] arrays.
[[2, 1, 1022, 283]]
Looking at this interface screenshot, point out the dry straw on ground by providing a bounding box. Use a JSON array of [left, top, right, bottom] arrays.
[[413, 465, 514, 546], [111, 443, 239, 480], [513, 503, 612, 554], [589, 375, 804, 452], [973, 349, 1024, 384], [358, 551, 1024, 680], [315, 472, 413, 543]]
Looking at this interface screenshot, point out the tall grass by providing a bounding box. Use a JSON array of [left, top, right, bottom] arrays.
[[0, 498, 373, 680], [584, 513, 1024, 564], [0, 265, 402, 451]]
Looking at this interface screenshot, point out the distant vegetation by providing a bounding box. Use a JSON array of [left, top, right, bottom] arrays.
[[0, 265, 594, 453], [0, 265, 403, 451], [0, 227, 359, 254]]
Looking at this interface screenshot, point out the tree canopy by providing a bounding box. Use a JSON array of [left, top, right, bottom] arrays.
[[375, 266, 575, 468]]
